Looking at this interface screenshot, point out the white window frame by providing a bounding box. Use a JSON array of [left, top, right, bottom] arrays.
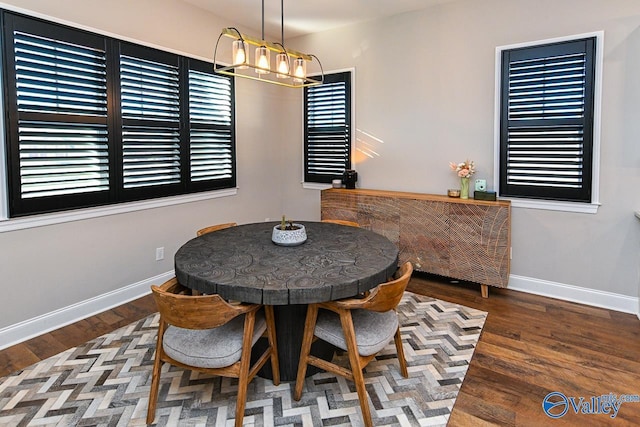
[[493, 31, 604, 214]]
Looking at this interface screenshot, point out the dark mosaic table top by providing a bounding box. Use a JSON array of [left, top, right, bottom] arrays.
[[174, 222, 399, 305]]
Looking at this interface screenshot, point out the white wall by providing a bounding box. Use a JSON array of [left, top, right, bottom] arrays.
[[284, 0, 640, 308], [1, 0, 639, 340]]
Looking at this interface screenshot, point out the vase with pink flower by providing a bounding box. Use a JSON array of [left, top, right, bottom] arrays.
[[449, 159, 475, 199]]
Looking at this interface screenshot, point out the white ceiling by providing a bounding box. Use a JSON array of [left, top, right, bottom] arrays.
[[182, 0, 457, 39]]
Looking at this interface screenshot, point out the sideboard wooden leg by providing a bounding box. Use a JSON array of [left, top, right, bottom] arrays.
[[481, 284, 489, 298]]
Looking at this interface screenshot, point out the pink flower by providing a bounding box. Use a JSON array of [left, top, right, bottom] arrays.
[[449, 159, 475, 178]]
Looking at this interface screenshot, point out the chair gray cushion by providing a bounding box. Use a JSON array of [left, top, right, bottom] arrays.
[[314, 309, 398, 356], [163, 312, 267, 369]]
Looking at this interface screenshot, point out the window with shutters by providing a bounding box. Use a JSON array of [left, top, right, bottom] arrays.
[[188, 63, 234, 188], [304, 71, 351, 184], [1, 11, 235, 217], [498, 35, 600, 208]]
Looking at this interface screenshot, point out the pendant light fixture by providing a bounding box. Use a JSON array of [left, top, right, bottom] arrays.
[[255, 1, 270, 75], [274, 0, 290, 78], [213, 0, 323, 88]]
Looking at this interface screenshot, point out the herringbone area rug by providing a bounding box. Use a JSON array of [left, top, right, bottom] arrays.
[[0, 292, 486, 426]]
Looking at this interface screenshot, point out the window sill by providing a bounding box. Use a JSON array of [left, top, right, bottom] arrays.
[[507, 197, 600, 214], [0, 188, 238, 233], [302, 182, 332, 190]]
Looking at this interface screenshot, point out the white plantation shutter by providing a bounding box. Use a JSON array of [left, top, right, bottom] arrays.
[[304, 71, 351, 183], [500, 38, 595, 202]]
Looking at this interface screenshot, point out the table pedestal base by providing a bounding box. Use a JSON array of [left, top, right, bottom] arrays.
[[253, 304, 335, 382]]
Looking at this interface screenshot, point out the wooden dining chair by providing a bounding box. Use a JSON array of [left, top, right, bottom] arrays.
[[194, 222, 238, 295], [147, 277, 280, 427], [196, 222, 237, 237], [321, 219, 360, 227], [294, 262, 413, 427]]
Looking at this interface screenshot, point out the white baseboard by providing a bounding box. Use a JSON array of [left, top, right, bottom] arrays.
[[508, 274, 640, 319], [1, 271, 638, 351], [0, 271, 174, 351]]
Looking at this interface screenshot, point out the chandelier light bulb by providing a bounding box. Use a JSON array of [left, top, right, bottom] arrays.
[[293, 57, 306, 82], [232, 40, 248, 68], [276, 52, 290, 78], [255, 46, 270, 74]]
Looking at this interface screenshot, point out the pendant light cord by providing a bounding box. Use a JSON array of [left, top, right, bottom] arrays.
[[281, 0, 284, 44], [261, 0, 265, 41]]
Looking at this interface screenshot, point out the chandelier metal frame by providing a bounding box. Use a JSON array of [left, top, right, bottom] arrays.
[[213, 1, 324, 88]]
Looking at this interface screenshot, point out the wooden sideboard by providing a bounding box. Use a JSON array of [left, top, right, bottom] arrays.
[[321, 188, 511, 297]]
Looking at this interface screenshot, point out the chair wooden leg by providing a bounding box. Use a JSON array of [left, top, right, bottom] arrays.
[[147, 323, 166, 425], [265, 305, 280, 386], [294, 304, 319, 401], [351, 363, 373, 427], [393, 327, 408, 378], [146, 358, 162, 424], [339, 310, 373, 427], [235, 311, 256, 427], [235, 376, 249, 427]]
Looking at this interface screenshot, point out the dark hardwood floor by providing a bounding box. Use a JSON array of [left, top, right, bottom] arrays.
[[0, 296, 157, 378], [1, 275, 639, 426]]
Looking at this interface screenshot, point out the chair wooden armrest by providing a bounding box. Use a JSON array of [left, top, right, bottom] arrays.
[[320, 262, 413, 313], [152, 281, 261, 329], [321, 219, 360, 227], [196, 222, 238, 237], [318, 287, 380, 311]]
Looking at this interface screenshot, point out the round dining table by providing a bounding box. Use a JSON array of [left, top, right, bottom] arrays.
[[174, 221, 399, 380]]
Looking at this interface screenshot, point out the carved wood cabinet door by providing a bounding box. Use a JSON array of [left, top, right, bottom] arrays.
[[321, 188, 511, 288]]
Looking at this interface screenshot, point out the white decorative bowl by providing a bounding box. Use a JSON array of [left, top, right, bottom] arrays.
[[272, 224, 307, 246]]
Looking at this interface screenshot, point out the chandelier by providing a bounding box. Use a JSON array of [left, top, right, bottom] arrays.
[[213, 0, 324, 88]]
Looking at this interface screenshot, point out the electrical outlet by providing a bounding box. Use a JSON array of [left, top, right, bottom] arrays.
[[156, 247, 164, 261], [474, 179, 486, 191]]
